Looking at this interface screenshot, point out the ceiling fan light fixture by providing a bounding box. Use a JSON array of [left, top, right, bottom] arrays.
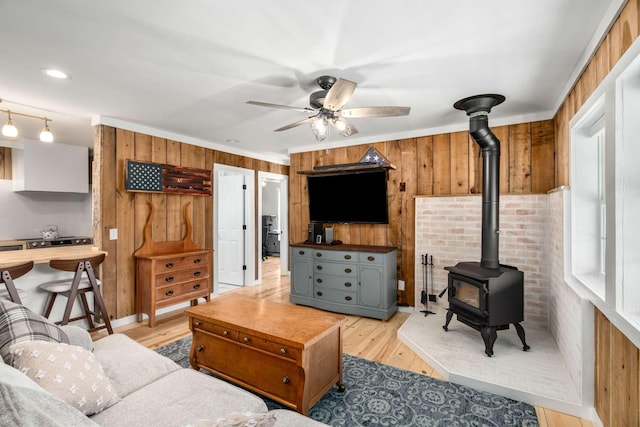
[[333, 117, 353, 137], [310, 117, 328, 141]]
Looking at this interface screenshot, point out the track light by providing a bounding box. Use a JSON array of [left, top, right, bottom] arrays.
[[2, 111, 18, 138], [0, 106, 54, 142]]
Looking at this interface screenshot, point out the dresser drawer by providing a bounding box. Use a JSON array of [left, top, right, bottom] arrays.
[[155, 253, 209, 274], [156, 268, 209, 287], [192, 333, 300, 403], [314, 274, 356, 291], [156, 279, 209, 303], [313, 250, 355, 262], [359, 252, 384, 265], [237, 332, 299, 361], [313, 261, 356, 277], [291, 247, 313, 259], [192, 318, 239, 341], [313, 287, 357, 305]]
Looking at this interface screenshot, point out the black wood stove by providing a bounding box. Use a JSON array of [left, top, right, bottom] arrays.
[[443, 94, 530, 357]]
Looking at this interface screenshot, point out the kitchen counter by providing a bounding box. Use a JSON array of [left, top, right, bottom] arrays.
[[0, 246, 106, 266]]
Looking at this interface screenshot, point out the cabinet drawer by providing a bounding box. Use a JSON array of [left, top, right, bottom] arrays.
[[313, 261, 356, 277], [192, 318, 238, 341], [193, 333, 300, 403], [313, 287, 357, 305], [156, 279, 209, 302], [314, 274, 356, 291], [156, 268, 209, 287], [359, 252, 384, 265], [313, 250, 355, 262], [237, 332, 299, 361], [156, 253, 209, 274], [291, 247, 312, 259]]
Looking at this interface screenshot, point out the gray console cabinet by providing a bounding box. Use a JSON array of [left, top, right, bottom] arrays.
[[290, 243, 397, 320]]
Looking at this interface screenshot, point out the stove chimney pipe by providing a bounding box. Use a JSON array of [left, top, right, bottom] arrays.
[[454, 94, 505, 270]]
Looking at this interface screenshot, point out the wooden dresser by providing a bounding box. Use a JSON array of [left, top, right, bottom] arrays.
[[186, 294, 346, 415], [134, 202, 212, 327]]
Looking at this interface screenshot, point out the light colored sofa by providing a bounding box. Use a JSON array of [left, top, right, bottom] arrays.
[[0, 301, 329, 427]]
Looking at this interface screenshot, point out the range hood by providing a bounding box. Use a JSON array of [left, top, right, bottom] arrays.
[[12, 141, 89, 193]]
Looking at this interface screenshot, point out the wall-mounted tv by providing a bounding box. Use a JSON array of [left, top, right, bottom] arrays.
[[307, 169, 389, 224]]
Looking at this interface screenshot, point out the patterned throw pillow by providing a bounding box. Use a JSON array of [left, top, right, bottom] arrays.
[[0, 299, 69, 364], [9, 341, 120, 416]]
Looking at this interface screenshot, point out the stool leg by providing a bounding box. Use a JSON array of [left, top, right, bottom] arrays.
[[79, 291, 96, 330], [1, 272, 22, 304], [43, 293, 58, 318], [60, 266, 84, 326], [85, 261, 113, 334]]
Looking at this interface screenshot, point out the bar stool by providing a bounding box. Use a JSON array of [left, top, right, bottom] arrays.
[[0, 261, 34, 304], [39, 254, 113, 334]]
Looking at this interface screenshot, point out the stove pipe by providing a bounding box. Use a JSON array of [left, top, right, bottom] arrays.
[[454, 94, 505, 270]]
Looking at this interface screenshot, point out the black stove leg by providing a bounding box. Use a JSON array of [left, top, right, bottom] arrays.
[[481, 326, 497, 357], [443, 310, 454, 331], [513, 322, 531, 351]]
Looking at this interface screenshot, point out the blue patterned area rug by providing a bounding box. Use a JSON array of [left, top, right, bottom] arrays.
[[156, 336, 539, 426]]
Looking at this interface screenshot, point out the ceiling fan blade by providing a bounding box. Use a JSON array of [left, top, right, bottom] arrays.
[[246, 100, 315, 113], [323, 78, 357, 111], [340, 106, 411, 118], [274, 117, 316, 132]]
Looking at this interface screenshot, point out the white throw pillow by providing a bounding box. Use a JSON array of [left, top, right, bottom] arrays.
[[9, 340, 120, 416]]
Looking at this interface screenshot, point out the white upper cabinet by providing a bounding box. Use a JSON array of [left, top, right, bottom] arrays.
[[12, 141, 89, 193]]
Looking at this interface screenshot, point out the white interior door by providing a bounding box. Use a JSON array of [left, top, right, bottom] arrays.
[[218, 174, 245, 285]]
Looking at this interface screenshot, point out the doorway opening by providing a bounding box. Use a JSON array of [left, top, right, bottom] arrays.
[[258, 171, 289, 283]]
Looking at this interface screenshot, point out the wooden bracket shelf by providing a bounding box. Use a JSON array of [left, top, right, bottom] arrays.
[[298, 162, 395, 176]]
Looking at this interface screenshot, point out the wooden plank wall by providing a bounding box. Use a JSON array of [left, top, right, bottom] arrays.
[[288, 119, 555, 307], [553, 1, 640, 425], [0, 147, 11, 179], [93, 125, 288, 320]]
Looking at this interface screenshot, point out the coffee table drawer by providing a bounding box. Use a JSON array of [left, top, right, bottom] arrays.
[[238, 332, 299, 361], [193, 333, 300, 403], [192, 318, 239, 341]]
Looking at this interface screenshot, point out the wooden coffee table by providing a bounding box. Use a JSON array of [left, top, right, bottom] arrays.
[[185, 294, 347, 415]]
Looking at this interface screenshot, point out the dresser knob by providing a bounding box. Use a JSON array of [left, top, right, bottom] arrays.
[[193, 283, 201, 289], [316, 265, 323, 270], [298, 250, 305, 255], [282, 376, 290, 384], [197, 345, 204, 352], [368, 256, 375, 261], [165, 290, 174, 296], [194, 321, 201, 327], [165, 276, 174, 282], [194, 271, 202, 277], [316, 291, 323, 297], [344, 282, 352, 287], [243, 337, 250, 343], [223, 330, 229, 336], [316, 278, 323, 283], [165, 262, 174, 268], [280, 348, 287, 354], [344, 268, 352, 273], [316, 253, 322, 257], [345, 296, 352, 301], [344, 255, 351, 260], [194, 258, 202, 264]]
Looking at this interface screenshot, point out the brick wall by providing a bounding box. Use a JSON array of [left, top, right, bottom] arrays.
[[414, 194, 550, 329]]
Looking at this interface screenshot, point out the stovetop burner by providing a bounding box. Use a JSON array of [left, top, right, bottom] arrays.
[[20, 236, 93, 249]]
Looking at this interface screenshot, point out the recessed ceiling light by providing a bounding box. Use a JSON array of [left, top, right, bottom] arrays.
[[41, 68, 71, 79], [226, 139, 239, 143]]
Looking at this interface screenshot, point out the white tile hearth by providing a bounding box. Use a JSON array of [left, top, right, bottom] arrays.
[[398, 309, 583, 417]]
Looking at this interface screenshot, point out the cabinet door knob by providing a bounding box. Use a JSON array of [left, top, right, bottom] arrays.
[[344, 268, 352, 274], [316, 278, 323, 283], [344, 255, 351, 260], [223, 330, 229, 336], [194, 258, 202, 264], [165, 262, 174, 268], [344, 282, 352, 287], [243, 337, 250, 343], [165, 276, 174, 282], [282, 376, 290, 384], [280, 348, 287, 354], [193, 283, 201, 289], [165, 290, 174, 296], [193, 271, 202, 277], [316, 265, 323, 270], [368, 256, 375, 261], [316, 291, 323, 297], [345, 296, 353, 301], [197, 345, 204, 352]]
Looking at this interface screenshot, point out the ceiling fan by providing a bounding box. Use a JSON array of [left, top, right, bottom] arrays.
[[247, 75, 410, 141]]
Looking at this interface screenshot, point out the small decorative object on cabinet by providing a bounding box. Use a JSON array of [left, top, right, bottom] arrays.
[[134, 201, 212, 327], [290, 242, 397, 320]]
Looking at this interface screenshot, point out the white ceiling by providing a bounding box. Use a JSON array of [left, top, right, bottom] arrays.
[[0, 0, 623, 164]]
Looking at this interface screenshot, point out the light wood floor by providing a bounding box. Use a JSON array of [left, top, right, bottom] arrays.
[[96, 257, 592, 427]]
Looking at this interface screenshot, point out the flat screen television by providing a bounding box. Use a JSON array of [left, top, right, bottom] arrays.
[[307, 169, 389, 224]]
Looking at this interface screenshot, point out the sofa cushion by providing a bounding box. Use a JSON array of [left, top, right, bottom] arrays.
[[0, 362, 99, 426], [60, 325, 93, 352], [90, 368, 268, 425], [187, 412, 277, 426], [9, 341, 120, 416], [91, 333, 181, 398], [0, 299, 69, 364]]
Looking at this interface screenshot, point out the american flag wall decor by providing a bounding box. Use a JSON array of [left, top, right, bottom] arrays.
[[125, 160, 212, 195]]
